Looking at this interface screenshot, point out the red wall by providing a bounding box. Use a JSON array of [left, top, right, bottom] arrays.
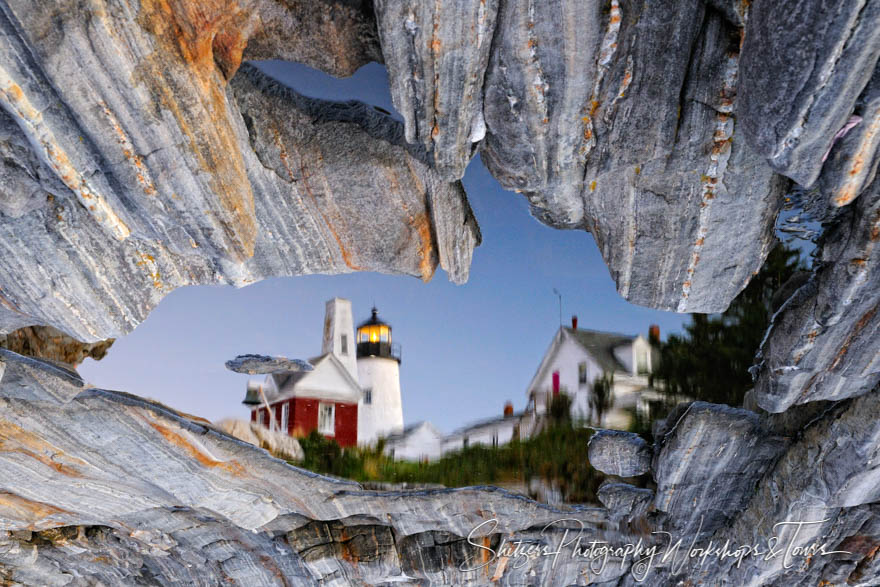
[[253, 398, 358, 447]]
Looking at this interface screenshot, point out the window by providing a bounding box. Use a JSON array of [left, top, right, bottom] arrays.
[[380, 330, 388, 342], [359, 331, 368, 343], [341, 334, 348, 355], [363, 388, 372, 405], [318, 403, 335, 435], [281, 403, 289, 432], [578, 362, 587, 384], [492, 434, 498, 448], [463, 437, 469, 449]]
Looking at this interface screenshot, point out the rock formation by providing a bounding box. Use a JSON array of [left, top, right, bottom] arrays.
[[0, 325, 113, 367], [0, 0, 879, 584], [224, 354, 312, 375]]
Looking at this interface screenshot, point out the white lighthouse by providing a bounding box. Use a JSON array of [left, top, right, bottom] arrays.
[[356, 307, 404, 445]]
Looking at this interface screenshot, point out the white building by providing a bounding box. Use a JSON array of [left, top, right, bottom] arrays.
[[384, 403, 522, 462], [523, 317, 660, 431], [441, 408, 522, 453], [383, 422, 444, 462], [245, 298, 404, 447], [355, 307, 405, 444]]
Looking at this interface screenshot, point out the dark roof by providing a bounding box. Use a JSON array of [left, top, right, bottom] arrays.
[[357, 307, 390, 329], [564, 327, 635, 373]]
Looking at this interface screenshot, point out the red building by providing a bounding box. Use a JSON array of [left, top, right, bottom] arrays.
[[246, 353, 360, 447]]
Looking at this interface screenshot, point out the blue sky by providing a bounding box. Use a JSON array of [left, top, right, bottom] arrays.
[[79, 61, 689, 433]]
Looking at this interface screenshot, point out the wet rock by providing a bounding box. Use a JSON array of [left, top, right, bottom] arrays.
[[596, 482, 653, 518], [653, 402, 787, 538], [740, 0, 880, 188], [753, 177, 880, 412], [224, 354, 312, 375], [581, 3, 784, 313], [819, 64, 880, 207], [588, 429, 652, 477], [480, 0, 602, 214], [681, 390, 880, 586]]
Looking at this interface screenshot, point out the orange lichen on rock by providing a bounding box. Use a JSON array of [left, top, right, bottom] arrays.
[[0, 419, 89, 478], [413, 211, 436, 282], [0, 492, 70, 529], [135, 0, 257, 262], [148, 420, 247, 477]]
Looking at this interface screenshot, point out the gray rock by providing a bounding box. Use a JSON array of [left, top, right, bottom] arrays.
[[480, 0, 602, 216], [753, 177, 880, 412], [0, 356, 623, 584], [680, 390, 880, 586], [0, 347, 84, 403], [596, 481, 654, 518], [224, 354, 312, 375], [582, 4, 784, 313], [588, 429, 652, 477], [819, 64, 880, 207], [0, 2, 478, 343], [374, 0, 499, 180], [739, 0, 880, 188], [653, 402, 787, 538], [478, 1, 784, 312]]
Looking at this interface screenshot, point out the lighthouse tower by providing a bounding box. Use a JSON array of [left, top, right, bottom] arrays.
[[356, 307, 404, 445]]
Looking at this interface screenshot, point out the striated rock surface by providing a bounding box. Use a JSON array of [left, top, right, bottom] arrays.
[[753, 177, 880, 412], [652, 402, 787, 539], [587, 429, 652, 478], [0, 0, 478, 344], [739, 0, 880, 190], [373, 0, 498, 180], [678, 390, 880, 586]]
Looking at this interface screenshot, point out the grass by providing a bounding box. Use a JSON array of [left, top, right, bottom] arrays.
[[292, 419, 617, 504]]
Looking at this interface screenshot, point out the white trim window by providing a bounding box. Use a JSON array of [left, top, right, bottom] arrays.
[[318, 403, 335, 436], [281, 402, 289, 433]]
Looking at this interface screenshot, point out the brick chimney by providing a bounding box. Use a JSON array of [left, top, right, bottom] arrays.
[[503, 401, 514, 417], [649, 324, 660, 343], [571, 315, 578, 330]]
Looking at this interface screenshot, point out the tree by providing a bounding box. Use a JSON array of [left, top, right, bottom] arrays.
[[652, 243, 805, 407], [590, 372, 614, 426], [548, 391, 572, 424]]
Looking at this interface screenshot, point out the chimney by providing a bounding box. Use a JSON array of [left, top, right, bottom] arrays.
[[571, 315, 578, 330], [503, 402, 514, 417], [649, 324, 660, 344]]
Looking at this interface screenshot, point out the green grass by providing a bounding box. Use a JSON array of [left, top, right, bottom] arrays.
[[292, 421, 614, 504]]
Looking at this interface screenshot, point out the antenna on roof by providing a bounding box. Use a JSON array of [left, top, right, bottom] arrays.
[[552, 288, 562, 327]]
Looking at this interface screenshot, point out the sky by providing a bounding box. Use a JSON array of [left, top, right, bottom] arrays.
[[79, 61, 689, 433]]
